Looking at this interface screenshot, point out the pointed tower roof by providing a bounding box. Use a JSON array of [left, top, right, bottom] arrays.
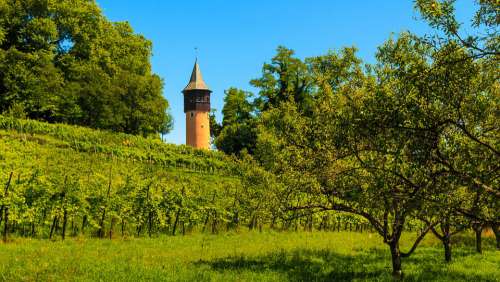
[[183, 60, 211, 92]]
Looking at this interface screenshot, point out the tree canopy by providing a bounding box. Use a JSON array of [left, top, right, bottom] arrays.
[[0, 0, 172, 136], [213, 88, 257, 155], [216, 0, 499, 278]]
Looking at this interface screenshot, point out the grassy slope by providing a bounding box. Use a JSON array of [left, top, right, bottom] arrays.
[[0, 115, 235, 174], [0, 231, 498, 282], [0, 116, 241, 238]]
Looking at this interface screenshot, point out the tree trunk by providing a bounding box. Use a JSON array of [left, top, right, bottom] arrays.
[[202, 212, 210, 233], [81, 215, 87, 235], [109, 218, 115, 240], [49, 216, 58, 240], [172, 209, 180, 236], [492, 223, 500, 250], [270, 216, 276, 230], [136, 224, 142, 237], [148, 212, 153, 237], [98, 209, 106, 238], [61, 209, 68, 240], [474, 225, 482, 254], [443, 237, 452, 262], [442, 221, 452, 262], [389, 241, 403, 279], [55, 217, 59, 233], [249, 214, 256, 230]]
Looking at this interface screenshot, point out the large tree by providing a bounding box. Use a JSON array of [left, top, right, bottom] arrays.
[[0, 0, 172, 136], [251, 46, 313, 113], [414, 0, 499, 249], [254, 45, 442, 278], [213, 88, 258, 155]]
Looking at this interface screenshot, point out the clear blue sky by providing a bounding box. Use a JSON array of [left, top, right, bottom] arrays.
[[96, 0, 476, 145]]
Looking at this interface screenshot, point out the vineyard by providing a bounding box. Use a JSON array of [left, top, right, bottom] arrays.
[[0, 115, 246, 241], [0, 116, 370, 241]]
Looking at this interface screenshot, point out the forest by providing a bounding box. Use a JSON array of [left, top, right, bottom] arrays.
[[0, 0, 498, 281]]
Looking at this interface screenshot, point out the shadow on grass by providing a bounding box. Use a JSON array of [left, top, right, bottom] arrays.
[[198, 249, 387, 281], [197, 248, 497, 282]]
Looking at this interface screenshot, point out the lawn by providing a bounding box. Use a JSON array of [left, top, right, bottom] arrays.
[[0, 231, 498, 282]]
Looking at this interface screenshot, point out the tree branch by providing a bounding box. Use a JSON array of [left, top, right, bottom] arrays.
[[400, 221, 436, 258]]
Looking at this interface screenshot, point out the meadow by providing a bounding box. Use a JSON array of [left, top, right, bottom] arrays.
[[0, 231, 498, 282]]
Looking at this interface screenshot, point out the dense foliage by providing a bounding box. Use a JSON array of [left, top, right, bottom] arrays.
[[213, 88, 258, 155], [215, 0, 499, 278], [0, 0, 172, 136]]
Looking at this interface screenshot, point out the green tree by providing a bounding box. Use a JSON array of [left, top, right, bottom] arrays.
[[251, 46, 313, 112], [251, 3, 498, 274], [414, 0, 499, 250], [0, 0, 172, 136], [209, 109, 222, 139], [214, 88, 258, 155]]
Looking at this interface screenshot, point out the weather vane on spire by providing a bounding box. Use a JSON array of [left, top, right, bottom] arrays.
[[194, 47, 198, 60]]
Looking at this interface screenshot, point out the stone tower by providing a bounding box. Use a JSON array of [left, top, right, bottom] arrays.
[[183, 60, 211, 149]]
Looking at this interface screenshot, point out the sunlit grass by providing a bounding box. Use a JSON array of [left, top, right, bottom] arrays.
[[0, 231, 498, 281]]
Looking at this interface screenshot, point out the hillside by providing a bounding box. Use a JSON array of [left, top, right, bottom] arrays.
[[0, 116, 244, 239]]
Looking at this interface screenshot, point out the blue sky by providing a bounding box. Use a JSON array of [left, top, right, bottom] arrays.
[[97, 0, 476, 145]]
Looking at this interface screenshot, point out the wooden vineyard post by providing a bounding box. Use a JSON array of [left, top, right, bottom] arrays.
[[2, 172, 13, 243]]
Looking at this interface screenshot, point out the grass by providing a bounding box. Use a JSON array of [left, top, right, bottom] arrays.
[[0, 231, 498, 282]]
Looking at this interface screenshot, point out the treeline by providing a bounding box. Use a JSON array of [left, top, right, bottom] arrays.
[[0, 0, 172, 136], [211, 1, 499, 278]]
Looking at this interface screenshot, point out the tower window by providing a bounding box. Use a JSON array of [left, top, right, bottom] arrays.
[[190, 112, 194, 118]]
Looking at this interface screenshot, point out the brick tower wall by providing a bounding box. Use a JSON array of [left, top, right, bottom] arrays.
[[185, 111, 210, 149]]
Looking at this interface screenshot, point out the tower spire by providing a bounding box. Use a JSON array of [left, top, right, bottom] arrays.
[[183, 60, 210, 92]]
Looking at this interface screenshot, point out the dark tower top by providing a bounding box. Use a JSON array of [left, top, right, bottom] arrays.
[[183, 60, 211, 112]]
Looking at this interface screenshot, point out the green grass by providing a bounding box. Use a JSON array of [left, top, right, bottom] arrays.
[[0, 231, 498, 282]]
